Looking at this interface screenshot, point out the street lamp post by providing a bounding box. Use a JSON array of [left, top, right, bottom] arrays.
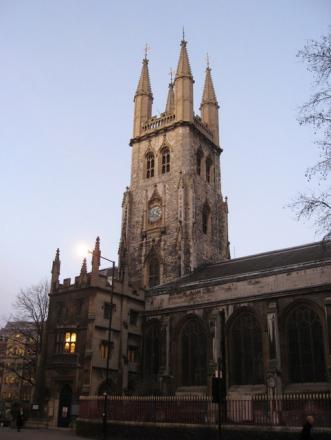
[[89, 251, 115, 440]]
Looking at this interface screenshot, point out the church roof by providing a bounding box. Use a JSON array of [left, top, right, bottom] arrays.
[[150, 240, 331, 294]]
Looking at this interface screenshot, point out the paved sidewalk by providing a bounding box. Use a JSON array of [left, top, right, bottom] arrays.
[[0, 427, 89, 440]]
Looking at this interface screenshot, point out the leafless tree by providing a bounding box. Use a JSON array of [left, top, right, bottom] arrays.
[[292, 31, 331, 237], [1, 281, 49, 390]]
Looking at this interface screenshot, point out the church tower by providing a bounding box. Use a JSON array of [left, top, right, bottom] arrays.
[[119, 39, 229, 289]]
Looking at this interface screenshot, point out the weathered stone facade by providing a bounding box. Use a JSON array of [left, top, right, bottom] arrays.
[[143, 242, 331, 396], [45, 39, 331, 428], [119, 40, 229, 289], [119, 40, 331, 397], [44, 241, 144, 427]]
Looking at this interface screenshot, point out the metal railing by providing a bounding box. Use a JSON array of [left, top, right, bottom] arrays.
[[79, 393, 331, 427]]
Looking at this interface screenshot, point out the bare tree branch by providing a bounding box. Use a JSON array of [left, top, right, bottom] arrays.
[[0, 281, 50, 390], [293, 31, 331, 237]]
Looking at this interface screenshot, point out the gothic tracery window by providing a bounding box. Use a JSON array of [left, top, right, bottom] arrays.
[[148, 257, 160, 288], [146, 153, 155, 178], [144, 322, 160, 376], [196, 149, 203, 175], [287, 304, 326, 383], [206, 157, 212, 183], [229, 312, 263, 385], [181, 318, 207, 386], [161, 147, 170, 174]]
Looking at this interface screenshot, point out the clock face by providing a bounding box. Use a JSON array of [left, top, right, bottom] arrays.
[[149, 205, 162, 223]]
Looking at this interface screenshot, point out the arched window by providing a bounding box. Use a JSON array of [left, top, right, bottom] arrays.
[[229, 312, 263, 385], [206, 157, 212, 183], [161, 148, 170, 174], [181, 318, 207, 386], [144, 322, 160, 376], [202, 203, 210, 235], [146, 153, 155, 178], [287, 304, 326, 383], [148, 257, 160, 288], [196, 150, 203, 175]]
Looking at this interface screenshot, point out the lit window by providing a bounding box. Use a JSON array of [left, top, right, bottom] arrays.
[[128, 346, 139, 363], [100, 340, 113, 360], [161, 148, 170, 174], [146, 153, 155, 178], [64, 332, 76, 353]]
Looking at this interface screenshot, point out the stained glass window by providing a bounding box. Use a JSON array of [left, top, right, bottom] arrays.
[[181, 319, 207, 386], [229, 312, 263, 385], [287, 305, 326, 383]]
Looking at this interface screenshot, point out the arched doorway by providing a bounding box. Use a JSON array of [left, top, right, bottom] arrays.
[[57, 384, 72, 427]]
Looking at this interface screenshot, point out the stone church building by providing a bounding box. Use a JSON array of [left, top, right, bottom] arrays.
[[44, 39, 331, 426]]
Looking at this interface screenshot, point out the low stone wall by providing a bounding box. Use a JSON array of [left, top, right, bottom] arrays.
[[76, 419, 331, 440]]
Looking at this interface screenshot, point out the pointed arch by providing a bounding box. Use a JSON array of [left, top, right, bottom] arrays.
[[146, 152, 155, 178], [178, 315, 208, 386], [145, 248, 160, 288], [160, 146, 170, 174], [285, 301, 326, 383], [196, 147, 204, 176], [228, 308, 264, 385], [205, 155, 213, 183]]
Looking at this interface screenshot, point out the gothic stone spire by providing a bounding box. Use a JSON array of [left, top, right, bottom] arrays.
[[174, 39, 194, 122], [201, 65, 218, 107], [175, 39, 193, 80], [133, 56, 153, 137], [92, 236, 101, 274], [51, 248, 60, 290], [165, 81, 175, 114], [200, 63, 220, 145]]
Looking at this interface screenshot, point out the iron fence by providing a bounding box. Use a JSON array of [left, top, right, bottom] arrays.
[[79, 393, 331, 427]]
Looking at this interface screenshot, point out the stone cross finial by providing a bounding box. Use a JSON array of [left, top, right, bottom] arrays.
[[206, 53, 210, 69], [144, 43, 150, 60], [169, 68, 174, 83]]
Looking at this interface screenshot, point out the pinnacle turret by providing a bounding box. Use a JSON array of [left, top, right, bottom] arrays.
[[92, 237, 101, 274], [175, 40, 193, 79], [201, 66, 218, 107], [165, 81, 175, 114], [133, 56, 153, 137], [200, 62, 220, 145], [174, 39, 194, 122], [51, 248, 61, 291], [135, 58, 153, 98], [80, 258, 88, 276]]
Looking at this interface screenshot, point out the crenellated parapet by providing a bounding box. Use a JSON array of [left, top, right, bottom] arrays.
[[132, 38, 221, 147], [50, 238, 116, 294]]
